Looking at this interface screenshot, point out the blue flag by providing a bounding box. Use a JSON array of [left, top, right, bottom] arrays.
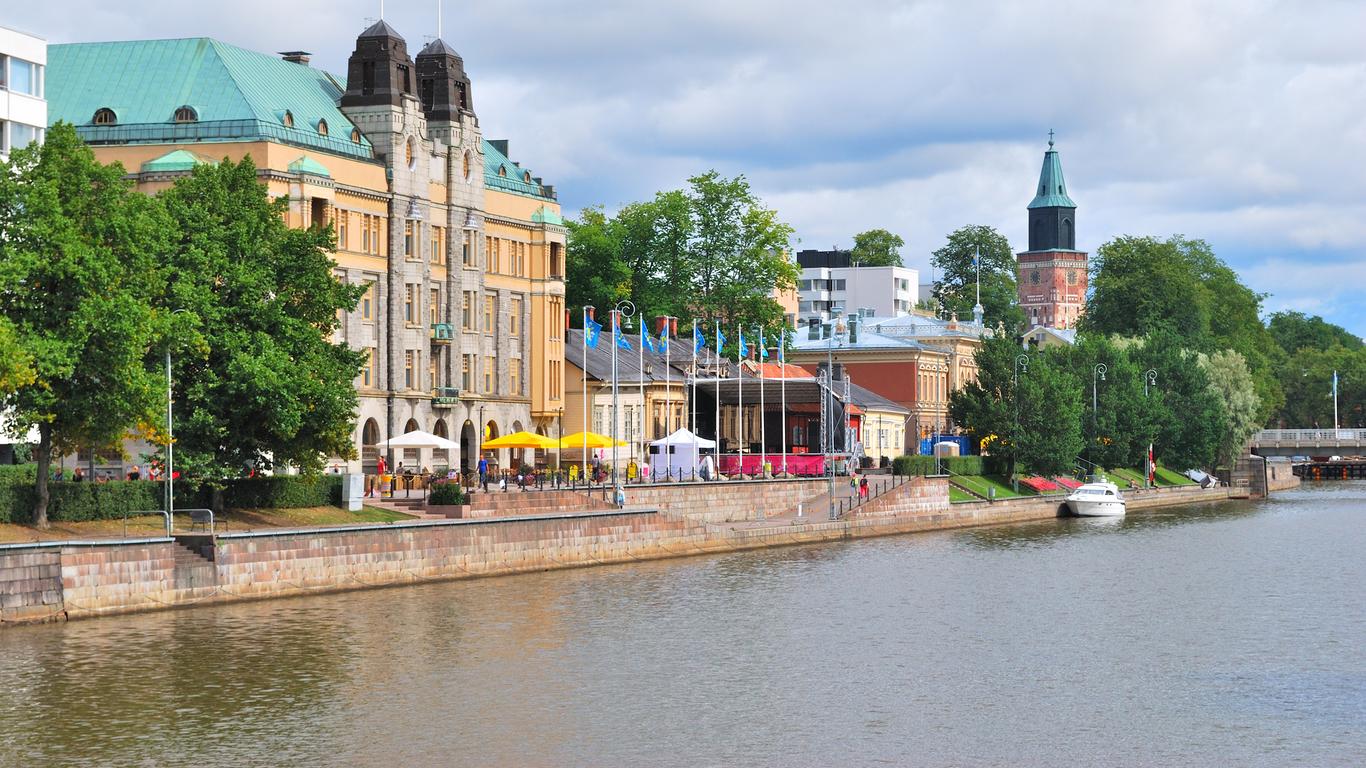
[[613, 317, 632, 351], [738, 328, 749, 359], [584, 317, 602, 349], [694, 324, 706, 354], [716, 325, 727, 355], [640, 323, 653, 353], [758, 329, 769, 360], [778, 328, 785, 362]]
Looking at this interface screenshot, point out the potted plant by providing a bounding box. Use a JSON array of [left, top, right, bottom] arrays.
[[426, 480, 470, 518]]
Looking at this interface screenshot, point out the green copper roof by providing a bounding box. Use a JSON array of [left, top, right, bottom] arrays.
[[287, 155, 331, 177], [140, 149, 213, 173], [530, 205, 563, 225], [482, 139, 555, 201], [1027, 143, 1076, 209], [47, 39, 374, 161]]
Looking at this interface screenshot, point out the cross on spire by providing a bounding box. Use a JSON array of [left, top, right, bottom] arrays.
[[1048, 129, 1055, 148]]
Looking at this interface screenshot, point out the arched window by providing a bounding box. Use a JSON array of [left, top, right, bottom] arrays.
[[173, 106, 198, 123], [282, 110, 295, 128], [317, 119, 328, 136], [350, 127, 362, 144], [497, 165, 507, 178], [92, 108, 117, 125], [1062, 218, 1073, 248], [405, 137, 416, 170], [523, 171, 532, 183], [463, 150, 472, 180]]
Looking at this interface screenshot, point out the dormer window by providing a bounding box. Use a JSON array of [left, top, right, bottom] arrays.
[[523, 171, 532, 183], [173, 106, 198, 123], [351, 127, 362, 144], [317, 119, 329, 136], [498, 165, 507, 178], [92, 108, 117, 125], [283, 111, 295, 128]]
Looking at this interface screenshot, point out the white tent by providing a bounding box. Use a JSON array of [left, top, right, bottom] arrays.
[[383, 430, 459, 451], [648, 428, 716, 480]]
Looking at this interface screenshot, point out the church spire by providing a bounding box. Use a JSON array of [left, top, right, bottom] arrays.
[[1026, 132, 1078, 251]]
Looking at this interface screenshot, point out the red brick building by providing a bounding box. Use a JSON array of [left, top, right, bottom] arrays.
[[1017, 135, 1087, 329]]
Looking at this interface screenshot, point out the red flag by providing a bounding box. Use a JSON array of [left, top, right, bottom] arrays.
[[1148, 444, 1155, 485]]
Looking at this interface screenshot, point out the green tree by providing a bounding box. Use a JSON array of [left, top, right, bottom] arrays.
[[0, 318, 35, 395], [931, 225, 1025, 332], [0, 123, 169, 527], [1197, 350, 1262, 467], [1278, 346, 1366, 429], [1065, 340, 1160, 470], [1015, 354, 1085, 477], [156, 157, 365, 478], [565, 171, 797, 344], [1268, 311, 1363, 354], [850, 228, 904, 267], [949, 334, 1022, 473], [1081, 235, 1209, 341], [1133, 331, 1225, 471]]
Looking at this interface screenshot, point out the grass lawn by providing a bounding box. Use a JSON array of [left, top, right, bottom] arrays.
[[949, 474, 1028, 500], [1154, 466, 1197, 486], [0, 505, 415, 544], [948, 486, 976, 503], [1105, 467, 1147, 488]]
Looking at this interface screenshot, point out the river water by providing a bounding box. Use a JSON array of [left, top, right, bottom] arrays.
[[1, 483, 1363, 767]]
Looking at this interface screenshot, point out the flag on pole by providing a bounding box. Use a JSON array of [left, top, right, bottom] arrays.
[[585, 317, 602, 349], [716, 326, 727, 355], [640, 322, 654, 353], [694, 326, 706, 354], [778, 327, 785, 362], [1148, 443, 1155, 486], [759, 329, 770, 360], [614, 316, 632, 350], [738, 328, 749, 359]]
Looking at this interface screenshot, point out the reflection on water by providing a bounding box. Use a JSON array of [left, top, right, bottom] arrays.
[[1, 483, 1363, 767]]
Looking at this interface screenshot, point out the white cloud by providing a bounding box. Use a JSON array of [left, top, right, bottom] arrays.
[[12, 0, 1365, 333]]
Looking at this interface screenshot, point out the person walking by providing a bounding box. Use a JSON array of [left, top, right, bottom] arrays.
[[477, 455, 489, 492], [859, 476, 870, 501]]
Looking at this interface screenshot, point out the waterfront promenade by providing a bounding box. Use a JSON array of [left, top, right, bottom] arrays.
[[0, 474, 1239, 626]]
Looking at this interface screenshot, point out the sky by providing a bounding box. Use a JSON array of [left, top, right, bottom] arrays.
[[10, 0, 1366, 336]]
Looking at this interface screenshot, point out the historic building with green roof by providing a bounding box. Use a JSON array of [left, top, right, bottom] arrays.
[[47, 22, 568, 477], [1017, 134, 1088, 332]]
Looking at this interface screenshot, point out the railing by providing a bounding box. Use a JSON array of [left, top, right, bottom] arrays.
[[1254, 429, 1365, 442]]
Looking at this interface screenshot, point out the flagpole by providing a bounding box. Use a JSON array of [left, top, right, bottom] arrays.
[[582, 306, 590, 484], [691, 319, 698, 477], [612, 309, 619, 492], [780, 328, 787, 476], [663, 317, 673, 481], [1333, 370, 1339, 431], [758, 326, 766, 476], [715, 321, 722, 480], [638, 318, 645, 475], [737, 326, 744, 476], [975, 244, 980, 309]]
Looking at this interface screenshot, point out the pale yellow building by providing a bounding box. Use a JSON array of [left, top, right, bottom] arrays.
[[49, 25, 566, 475]]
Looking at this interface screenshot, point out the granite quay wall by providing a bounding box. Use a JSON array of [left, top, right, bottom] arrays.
[[623, 478, 831, 523], [1266, 463, 1301, 492], [0, 477, 1237, 626]]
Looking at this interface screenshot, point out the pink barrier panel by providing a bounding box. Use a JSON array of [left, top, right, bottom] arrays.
[[718, 454, 826, 476]]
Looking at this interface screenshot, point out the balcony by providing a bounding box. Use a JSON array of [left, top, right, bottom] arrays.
[[431, 323, 454, 344]]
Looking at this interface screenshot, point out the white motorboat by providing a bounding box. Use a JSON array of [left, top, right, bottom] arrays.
[[1065, 480, 1126, 517]]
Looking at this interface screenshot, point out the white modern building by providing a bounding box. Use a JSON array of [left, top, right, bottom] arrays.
[[0, 25, 46, 159], [795, 249, 918, 325]]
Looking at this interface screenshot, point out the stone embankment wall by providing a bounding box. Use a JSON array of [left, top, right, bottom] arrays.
[[0, 477, 1234, 626], [1266, 462, 1301, 491], [624, 478, 830, 523]]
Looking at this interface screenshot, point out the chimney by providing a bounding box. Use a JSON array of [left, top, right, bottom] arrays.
[[279, 51, 312, 65]]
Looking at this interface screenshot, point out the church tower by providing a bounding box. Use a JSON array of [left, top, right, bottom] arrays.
[[1017, 133, 1087, 329]]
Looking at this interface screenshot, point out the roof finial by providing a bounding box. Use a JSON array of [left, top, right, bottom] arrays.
[[438, 0, 443, 38], [1048, 129, 1055, 149], [380, 0, 385, 19]]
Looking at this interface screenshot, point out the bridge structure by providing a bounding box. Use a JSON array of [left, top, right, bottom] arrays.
[[1251, 429, 1366, 459]]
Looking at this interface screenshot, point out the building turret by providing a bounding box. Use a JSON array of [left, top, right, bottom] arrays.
[[340, 20, 415, 109], [415, 38, 473, 121], [1017, 132, 1088, 330]]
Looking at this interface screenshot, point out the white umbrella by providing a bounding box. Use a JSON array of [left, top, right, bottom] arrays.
[[383, 430, 459, 451]]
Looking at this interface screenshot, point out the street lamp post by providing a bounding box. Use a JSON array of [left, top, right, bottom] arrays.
[[164, 349, 174, 536], [826, 307, 843, 520], [1091, 363, 1108, 470], [1143, 368, 1157, 398], [1012, 353, 1030, 494]]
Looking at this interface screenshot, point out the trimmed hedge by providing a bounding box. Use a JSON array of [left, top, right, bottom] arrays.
[[892, 455, 985, 477], [0, 473, 344, 524]]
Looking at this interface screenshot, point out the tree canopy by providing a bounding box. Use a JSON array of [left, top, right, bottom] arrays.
[[565, 171, 797, 340], [157, 157, 365, 478], [1268, 311, 1363, 355], [931, 225, 1025, 332], [850, 228, 904, 267], [0, 123, 170, 527], [1082, 235, 1283, 424]]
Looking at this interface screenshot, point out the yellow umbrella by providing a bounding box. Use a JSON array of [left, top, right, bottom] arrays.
[[558, 431, 629, 449], [481, 430, 559, 450]]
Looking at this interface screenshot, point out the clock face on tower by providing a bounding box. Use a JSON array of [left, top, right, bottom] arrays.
[[1030, 270, 1041, 285], [1067, 270, 1078, 286]]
